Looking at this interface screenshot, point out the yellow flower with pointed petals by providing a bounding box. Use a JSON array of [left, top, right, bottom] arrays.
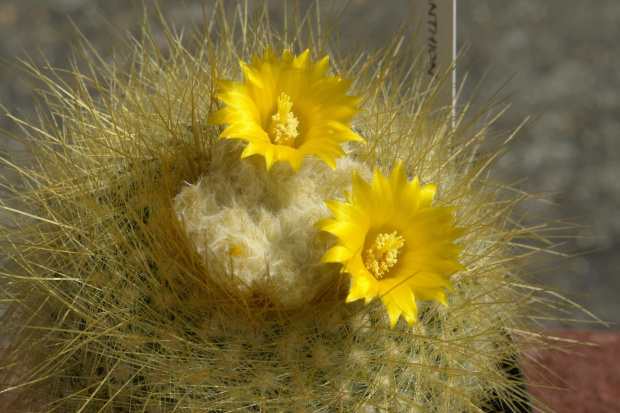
[[208, 46, 364, 171], [316, 162, 466, 328]]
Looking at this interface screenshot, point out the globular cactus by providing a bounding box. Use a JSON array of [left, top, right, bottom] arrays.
[[0, 2, 590, 412]]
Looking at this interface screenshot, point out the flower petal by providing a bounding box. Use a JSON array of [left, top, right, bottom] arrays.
[[208, 47, 363, 171], [346, 267, 378, 303], [320, 245, 354, 264], [316, 165, 465, 328]]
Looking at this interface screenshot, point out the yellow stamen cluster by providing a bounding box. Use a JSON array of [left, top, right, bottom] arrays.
[[362, 231, 405, 279], [267, 93, 299, 147]]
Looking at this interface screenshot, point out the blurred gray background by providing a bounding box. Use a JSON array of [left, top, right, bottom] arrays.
[[1, 0, 618, 328]]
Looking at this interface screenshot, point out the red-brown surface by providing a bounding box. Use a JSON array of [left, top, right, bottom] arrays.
[[524, 330, 620, 413]]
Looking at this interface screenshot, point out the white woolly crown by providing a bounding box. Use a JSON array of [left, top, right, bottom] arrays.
[[174, 140, 371, 307]]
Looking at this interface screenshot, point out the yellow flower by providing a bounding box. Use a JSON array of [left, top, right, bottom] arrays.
[[316, 162, 465, 328], [208, 46, 364, 171]]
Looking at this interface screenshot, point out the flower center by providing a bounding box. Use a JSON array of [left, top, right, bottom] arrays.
[[362, 231, 405, 280], [267, 93, 300, 147]]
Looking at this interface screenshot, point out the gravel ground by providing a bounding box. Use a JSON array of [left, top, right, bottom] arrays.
[[1, 0, 618, 328]]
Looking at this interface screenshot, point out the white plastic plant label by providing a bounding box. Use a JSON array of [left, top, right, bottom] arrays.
[[413, 0, 456, 109]]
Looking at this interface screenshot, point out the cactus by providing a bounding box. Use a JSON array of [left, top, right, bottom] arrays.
[[0, 2, 593, 412]]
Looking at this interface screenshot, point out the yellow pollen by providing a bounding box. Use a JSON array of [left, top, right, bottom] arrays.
[[362, 231, 405, 279], [267, 93, 300, 147]]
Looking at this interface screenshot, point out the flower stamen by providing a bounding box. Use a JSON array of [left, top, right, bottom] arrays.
[[363, 231, 405, 279], [268, 93, 299, 147]]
